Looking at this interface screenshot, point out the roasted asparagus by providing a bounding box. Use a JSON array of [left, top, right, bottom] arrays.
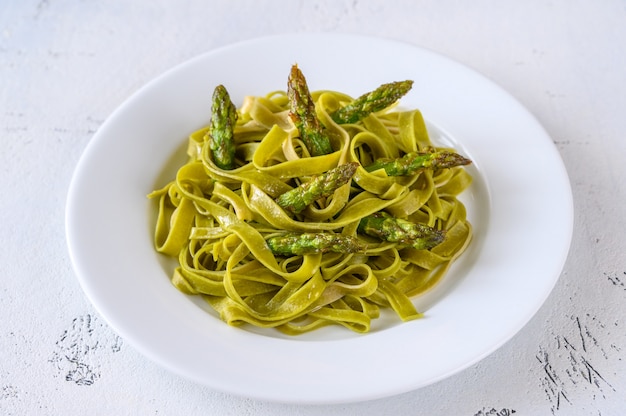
[[330, 80, 413, 124], [365, 151, 471, 176], [287, 64, 333, 156], [267, 232, 365, 256], [358, 212, 445, 250], [275, 162, 359, 214], [207, 84, 238, 170]]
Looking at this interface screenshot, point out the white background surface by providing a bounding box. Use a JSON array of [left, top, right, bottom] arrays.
[[1, 1, 625, 415]]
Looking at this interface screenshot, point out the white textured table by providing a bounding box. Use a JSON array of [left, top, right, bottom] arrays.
[[2, 1, 625, 414]]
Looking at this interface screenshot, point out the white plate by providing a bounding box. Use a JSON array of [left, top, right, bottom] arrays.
[[66, 33, 573, 404]]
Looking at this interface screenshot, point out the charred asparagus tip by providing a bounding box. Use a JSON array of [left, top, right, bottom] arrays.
[[287, 64, 333, 156], [357, 212, 445, 250], [365, 151, 471, 176], [331, 80, 414, 124], [275, 162, 359, 214], [207, 84, 238, 170], [427, 151, 472, 169]]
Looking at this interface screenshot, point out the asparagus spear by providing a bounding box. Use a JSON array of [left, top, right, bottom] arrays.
[[365, 151, 471, 176], [267, 232, 365, 256], [275, 162, 359, 214], [207, 84, 238, 170], [357, 212, 445, 250], [287, 64, 333, 156], [330, 80, 414, 124]]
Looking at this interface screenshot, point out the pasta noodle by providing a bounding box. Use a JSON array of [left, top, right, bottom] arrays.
[[149, 86, 472, 335]]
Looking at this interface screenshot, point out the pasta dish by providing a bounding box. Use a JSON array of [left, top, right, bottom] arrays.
[[148, 64, 472, 334]]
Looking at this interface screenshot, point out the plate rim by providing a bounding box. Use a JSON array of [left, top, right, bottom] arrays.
[[65, 32, 574, 404]]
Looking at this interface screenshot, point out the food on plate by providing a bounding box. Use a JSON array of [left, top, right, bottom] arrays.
[[287, 64, 333, 156], [357, 212, 446, 250], [330, 79, 413, 125], [206, 84, 238, 170], [148, 64, 473, 334], [275, 162, 359, 214], [266, 232, 366, 256]]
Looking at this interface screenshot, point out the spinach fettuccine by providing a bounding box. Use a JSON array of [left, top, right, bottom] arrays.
[[148, 65, 473, 335]]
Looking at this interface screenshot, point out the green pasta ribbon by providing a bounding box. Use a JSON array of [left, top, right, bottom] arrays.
[[148, 86, 473, 335]]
